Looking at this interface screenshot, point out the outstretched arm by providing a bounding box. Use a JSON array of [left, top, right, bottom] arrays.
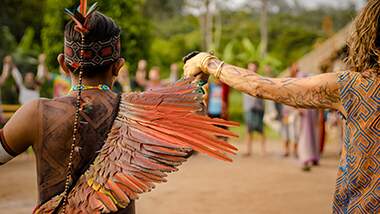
[[184, 53, 344, 114]]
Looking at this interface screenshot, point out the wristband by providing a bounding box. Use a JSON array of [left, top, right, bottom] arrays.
[[0, 130, 16, 165], [200, 54, 218, 73], [215, 61, 225, 79]]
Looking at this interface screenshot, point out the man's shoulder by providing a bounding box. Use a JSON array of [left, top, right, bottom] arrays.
[[37, 96, 74, 105], [35, 97, 75, 118]]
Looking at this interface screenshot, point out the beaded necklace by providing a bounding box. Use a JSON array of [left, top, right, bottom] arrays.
[[70, 84, 111, 92]]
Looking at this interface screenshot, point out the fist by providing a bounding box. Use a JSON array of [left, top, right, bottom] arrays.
[[183, 52, 213, 79], [3, 55, 13, 65], [38, 53, 47, 64]]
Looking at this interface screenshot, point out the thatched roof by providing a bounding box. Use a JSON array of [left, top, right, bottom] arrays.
[[284, 22, 353, 75]]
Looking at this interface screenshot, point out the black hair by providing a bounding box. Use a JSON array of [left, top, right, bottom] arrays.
[[64, 11, 121, 78]]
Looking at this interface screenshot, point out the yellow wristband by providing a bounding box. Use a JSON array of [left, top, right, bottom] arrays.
[[200, 54, 217, 73], [215, 61, 225, 79]]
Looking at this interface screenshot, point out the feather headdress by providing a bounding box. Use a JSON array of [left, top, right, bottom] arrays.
[[64, 0, 98, 33]]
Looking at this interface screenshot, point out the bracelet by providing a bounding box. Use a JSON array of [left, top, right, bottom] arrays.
[[200, 54, 218, 73], [215, 61, 225, 79]]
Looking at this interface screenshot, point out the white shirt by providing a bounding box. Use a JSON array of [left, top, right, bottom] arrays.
[[12, 68, 40, 104]]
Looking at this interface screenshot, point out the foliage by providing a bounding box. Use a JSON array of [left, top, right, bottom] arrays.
[[0, 26, 17, 62], [222, 38, 282, 75], [2, 0, 357, 77], [149, 15, 202, 76], [42, 0, 75, 69], [100, 0, 151, 72], [13, 27, 41, 73], [0, 0, 46, 41], [42, 0, 150, 72], [144, 0, 185, 20], [0, 26, 40, 73]]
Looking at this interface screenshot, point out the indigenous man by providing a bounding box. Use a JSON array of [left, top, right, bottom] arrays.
[[0, 2, 237, 213], [184, 1, 380, 212]]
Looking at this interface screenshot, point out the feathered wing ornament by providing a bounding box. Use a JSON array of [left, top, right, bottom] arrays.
[[34, 79, 238, 213], [64, 0, 98, 33]]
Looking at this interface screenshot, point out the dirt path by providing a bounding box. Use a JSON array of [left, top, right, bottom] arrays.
[[0, 141, 340, 214]]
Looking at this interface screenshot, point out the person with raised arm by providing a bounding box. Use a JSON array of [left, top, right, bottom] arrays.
[[184, 1, 379, 212]]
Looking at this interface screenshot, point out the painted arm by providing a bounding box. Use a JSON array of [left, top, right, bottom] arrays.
[[184, 52, 344, 114]]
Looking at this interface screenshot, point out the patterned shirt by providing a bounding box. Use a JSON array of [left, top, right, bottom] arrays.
[[333, 71, 380, 213]]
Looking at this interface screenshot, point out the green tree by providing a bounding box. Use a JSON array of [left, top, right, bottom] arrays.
[[100, 0, 151, 72], [0, 26, 40, 73], [13, 27, 41, 72], [223, 38, 282, 75], [144, 0, 185, 20], [42, 0, 75, 69], [42, 0, 150, 71], [0, 26, 17, 61], [149, 16, 201, 76], [0, 0, 46, 42]]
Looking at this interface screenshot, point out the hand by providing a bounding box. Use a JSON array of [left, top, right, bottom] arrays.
[[3, 55, 13, 66], [38, 53, 47, 64], [0, 64, 10, 85], [183, 52, 214, 78]]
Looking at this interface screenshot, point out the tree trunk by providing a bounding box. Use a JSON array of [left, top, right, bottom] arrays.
[[201, 0, 213, 51], [260, 0, 268, 57]]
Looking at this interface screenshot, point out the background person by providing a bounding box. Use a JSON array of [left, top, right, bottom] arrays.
[[208, 78, 226, 119], [1, 56, 19, 104], [37, 54, 71, 98], [145, 66, 162, 91], [131, 59, 148, 91], [243, 62, 266, 156], [113, 65, 131, 93], [296, 71, 320, 171], [169, 63, 180, 83], [14, 71, 40, 105]]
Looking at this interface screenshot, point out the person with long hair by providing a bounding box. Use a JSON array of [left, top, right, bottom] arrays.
[[184, 1, 379, 212], [0, 2, 238, 213]]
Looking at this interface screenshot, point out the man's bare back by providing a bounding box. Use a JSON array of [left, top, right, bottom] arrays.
[[2, 91, 135, 213]]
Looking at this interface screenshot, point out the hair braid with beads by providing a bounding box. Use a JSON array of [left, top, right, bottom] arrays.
[[61, 32, 85, 214], [59, 1, 121, 212]]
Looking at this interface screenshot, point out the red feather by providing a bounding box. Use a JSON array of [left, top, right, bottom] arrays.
[[80, 0, 87, 16], [34, 78, 239, 213]]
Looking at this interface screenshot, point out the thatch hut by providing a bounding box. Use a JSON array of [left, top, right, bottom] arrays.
[[283, 23, 352, 76]]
